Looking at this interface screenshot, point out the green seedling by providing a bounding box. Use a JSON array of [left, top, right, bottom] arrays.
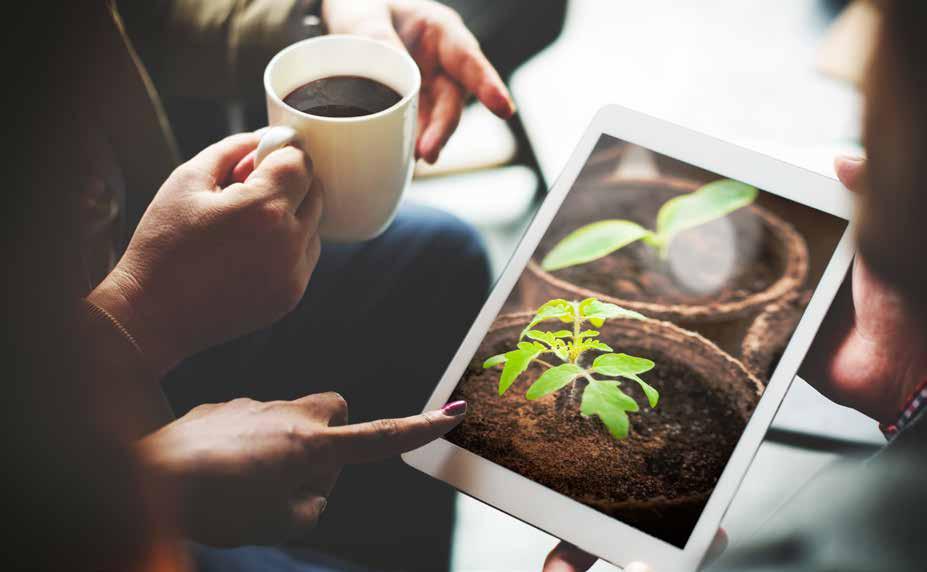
[[483, 298, 659, 440], [542, 179, 758, 270]]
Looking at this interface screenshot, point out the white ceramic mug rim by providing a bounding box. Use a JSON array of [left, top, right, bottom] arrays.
[[264, 34, 421, 124]]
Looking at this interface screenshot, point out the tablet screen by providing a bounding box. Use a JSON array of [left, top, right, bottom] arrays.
[[444, 134, 848, 548]]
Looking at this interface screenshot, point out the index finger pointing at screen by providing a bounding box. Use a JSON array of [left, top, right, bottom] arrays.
[[328, 401, 467, 464]]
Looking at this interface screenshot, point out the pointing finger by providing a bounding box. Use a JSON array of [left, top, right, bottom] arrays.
[[327, 401, 467, 464]]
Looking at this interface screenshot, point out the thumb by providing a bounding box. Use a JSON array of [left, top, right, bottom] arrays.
[[327, 401, 467, 464], [288, 494, 328, 540], [834, 155, 866, 193], [542, 542, 598, 572], [184, 132, 262, 187]]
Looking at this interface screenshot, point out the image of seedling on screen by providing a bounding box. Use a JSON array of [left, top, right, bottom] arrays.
[[541, 179, 758, 271], [483, 298, 659, 440]]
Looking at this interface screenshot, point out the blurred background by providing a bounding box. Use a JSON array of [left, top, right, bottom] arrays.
[[154, 1, 881, 569]]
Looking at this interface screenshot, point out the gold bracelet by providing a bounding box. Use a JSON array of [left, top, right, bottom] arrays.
[[83, 298, 145, 359]]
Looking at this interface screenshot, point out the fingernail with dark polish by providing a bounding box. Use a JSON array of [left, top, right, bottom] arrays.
[[442, 400, 467, 416]]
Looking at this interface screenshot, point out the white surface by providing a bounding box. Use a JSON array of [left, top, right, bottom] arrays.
[[772, 376, 884, 445], [414, 103, 518, 178], [405, 106, 856, 571], [407, 166, 537, 227], [511, 0, 862, 184]]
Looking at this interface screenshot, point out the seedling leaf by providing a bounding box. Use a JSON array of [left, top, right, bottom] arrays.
[[518, 341, 539, 352], [592, 353, 655, 377], [586, 340, 613, 352], [483, 297, 659, 441], [629, 373, 660, 408], [525, 364, 586, 400], [499, 347, 542, 395], [580, 299, 646, 327], [580, 380, 639, 439], [526, 330, 565, 348], [541, 220, 652, 271], [653, 179, 757, 255], [520, 299, 574, 339]]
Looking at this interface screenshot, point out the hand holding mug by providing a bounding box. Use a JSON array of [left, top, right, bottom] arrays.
[[258, 0, 516, 242], [88, 132, 321, 376]]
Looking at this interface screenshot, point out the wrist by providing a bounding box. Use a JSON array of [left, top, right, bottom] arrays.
[[88, 265, 183, 378]]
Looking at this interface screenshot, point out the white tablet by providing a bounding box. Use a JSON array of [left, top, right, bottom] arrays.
[[403, 105, 854, 571]]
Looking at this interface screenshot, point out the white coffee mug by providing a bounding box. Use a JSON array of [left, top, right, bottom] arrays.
[[259, 35, 420, 242]]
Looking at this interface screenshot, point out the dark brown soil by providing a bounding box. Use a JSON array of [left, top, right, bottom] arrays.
[[445, 324, 749, 547], [536, 182, 783, 306]]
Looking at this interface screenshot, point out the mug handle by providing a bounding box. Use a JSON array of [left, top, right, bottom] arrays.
[[254, 126, 302, 169]]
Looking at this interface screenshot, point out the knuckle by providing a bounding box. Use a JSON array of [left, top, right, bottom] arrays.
[[324, 391, 349, 415], [168, 162, 202, 187], [270, 148, 310, 185], [434, 4, 461, 24], [229, 397, 257, 409], [189, 402, 216, 416], [256, 199, 291, 228], [371, 418, 402, 440]]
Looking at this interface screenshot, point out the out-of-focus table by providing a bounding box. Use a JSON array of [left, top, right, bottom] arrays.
[[512, 0, 863, 182], [509, 0, 881, 445]]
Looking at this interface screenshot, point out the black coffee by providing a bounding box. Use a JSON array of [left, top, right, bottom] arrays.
[[283, 75, 402, 117]]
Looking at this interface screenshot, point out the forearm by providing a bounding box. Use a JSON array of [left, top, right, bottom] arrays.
[[77, 298, 175, 437]]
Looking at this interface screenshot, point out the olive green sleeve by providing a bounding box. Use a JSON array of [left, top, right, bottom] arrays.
[[116, 0, 323, 98]]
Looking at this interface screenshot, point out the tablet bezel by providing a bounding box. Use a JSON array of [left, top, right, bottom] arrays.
[[403, 104, 855, 571]]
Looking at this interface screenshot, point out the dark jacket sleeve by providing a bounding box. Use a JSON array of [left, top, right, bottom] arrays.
[[709, 414, 927, 572], [115, 0, 321, 98]]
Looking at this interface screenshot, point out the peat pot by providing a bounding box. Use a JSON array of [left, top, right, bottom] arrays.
[[446, 312, 764, 547], [522, 177, 809, 356], [740, 291, 810, 384]]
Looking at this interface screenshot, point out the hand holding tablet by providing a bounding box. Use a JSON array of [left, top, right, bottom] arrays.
[[405, 105, 854, 570]]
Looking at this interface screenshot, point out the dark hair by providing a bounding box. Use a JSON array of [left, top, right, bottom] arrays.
[[860, 1, 927, 319]]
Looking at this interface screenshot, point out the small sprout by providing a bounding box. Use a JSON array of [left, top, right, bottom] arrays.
[[541, 179, 758, 270], [483, 298, 659, 441]]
